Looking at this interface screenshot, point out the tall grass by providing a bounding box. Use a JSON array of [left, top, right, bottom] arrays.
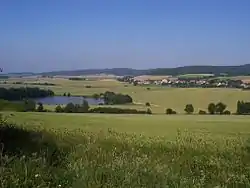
[[1, 116, 250, 187]]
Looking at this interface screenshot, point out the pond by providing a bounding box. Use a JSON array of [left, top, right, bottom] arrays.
[[34, 96, 104, 105]]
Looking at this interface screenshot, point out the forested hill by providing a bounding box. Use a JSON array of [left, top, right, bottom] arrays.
[[9, 64, 250, 77], [148, 64, 250, 76], [40, 68, 148, 76]]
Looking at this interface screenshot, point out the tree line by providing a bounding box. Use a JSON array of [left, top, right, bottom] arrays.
[[165, 101, 250, 115], [54, 101, 151, 114], [2, 99, 250, 115], [0, 87, 54, 101]]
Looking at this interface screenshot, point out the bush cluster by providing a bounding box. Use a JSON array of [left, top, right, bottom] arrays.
[[88, 107, 148, 114], [166, 108, 177, 114], [103, 91, 133, 105], [55, 100, 89, 113]]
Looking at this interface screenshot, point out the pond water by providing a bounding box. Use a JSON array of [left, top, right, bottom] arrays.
[[34, 96, 104, 105]]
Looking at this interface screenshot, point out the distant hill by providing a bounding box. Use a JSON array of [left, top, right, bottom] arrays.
[[40, 68, 148, 76], [7, 64, 250, 77], [148, 64, 250, 76]]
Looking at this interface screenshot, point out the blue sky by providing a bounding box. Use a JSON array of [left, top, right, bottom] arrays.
[[0, 0, 250, 72]]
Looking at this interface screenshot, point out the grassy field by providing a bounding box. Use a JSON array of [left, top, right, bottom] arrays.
[[2, 112, 250, 187], [1, 77, 250, 113], [5, 112, 250, 139]]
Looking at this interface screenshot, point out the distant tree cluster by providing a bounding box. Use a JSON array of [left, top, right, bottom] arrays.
[[89, 107, 149, 114], [165, 102, 230, 115], [208, 102, 228, 114], [0, 87, 54, 101], [103, 91, 133, 105], [55, 100, 89, 113], [63, 92, 71, 97], [4, 82, 56, 86], [68, 77, 86, 81]]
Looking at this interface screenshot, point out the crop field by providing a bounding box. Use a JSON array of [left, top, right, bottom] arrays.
[[5, 112, 250, 139], [2, 112, 250, 187], [1, 77, 250, 113]]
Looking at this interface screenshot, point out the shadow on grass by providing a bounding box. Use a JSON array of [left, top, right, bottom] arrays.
[[0, 121, 68, 167]]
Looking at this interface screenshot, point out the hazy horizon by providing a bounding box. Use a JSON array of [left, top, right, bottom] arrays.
[[1, 0, 250, 73]]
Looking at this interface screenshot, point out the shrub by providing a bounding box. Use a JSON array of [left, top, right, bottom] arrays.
[[215, 102, 227, 114], [77, 100, 89, 113], [133, 81, 138, 86], [22, 99, 36, 112], [184, 104, 194, 114], [85, 85, 92, 88], [146, 108, 152, 114], [64, 103, 76, 113], [166, 108, 173, 114], [147, 87, 151, 90], [37, 102, 44, 112], [67, 92, 71, 97], [92, 93, 100, 99], [166, 108, 177, 114], [145, 102, 151, 107], [208, 103, 216, 114], [198, 110, 207, 114], [223, 110, 231, 115], [55, 105, 63, 113]]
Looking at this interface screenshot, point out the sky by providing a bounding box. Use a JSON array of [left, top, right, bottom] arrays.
[[0, 0, 250, 73]]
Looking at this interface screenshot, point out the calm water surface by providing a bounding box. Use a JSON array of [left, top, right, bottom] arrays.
[[34, 96, 104, 105]]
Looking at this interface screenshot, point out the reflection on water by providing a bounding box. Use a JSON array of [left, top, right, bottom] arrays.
[[34, 96, 104, 105]]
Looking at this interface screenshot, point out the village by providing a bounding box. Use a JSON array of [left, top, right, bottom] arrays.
[[118, 75, 250, 89]]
